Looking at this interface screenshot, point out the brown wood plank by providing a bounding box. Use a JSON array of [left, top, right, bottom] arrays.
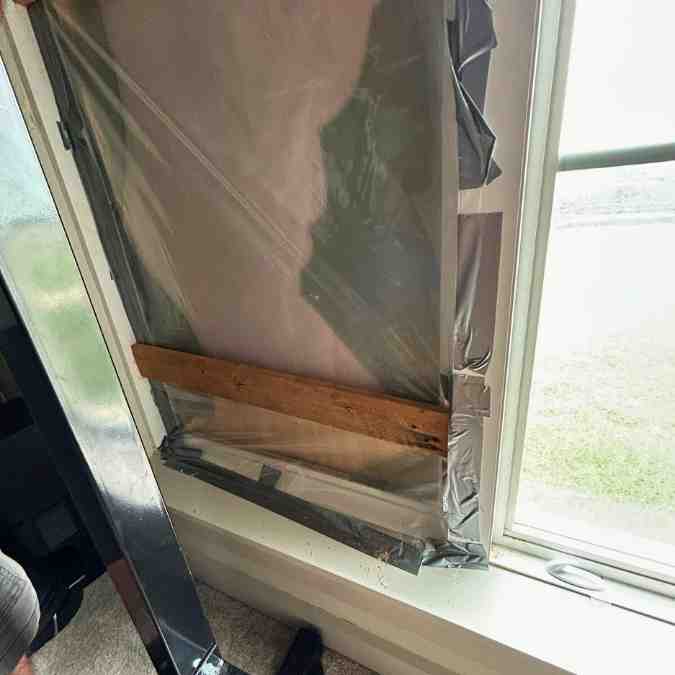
[[132, 343, 448, 455]]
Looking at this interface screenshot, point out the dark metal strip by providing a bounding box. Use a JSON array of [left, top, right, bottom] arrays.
[[163, 451, 424, 575]]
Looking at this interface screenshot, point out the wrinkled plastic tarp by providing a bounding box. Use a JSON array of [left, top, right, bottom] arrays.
[[48, 0, 452, 401], [449, 0, 501, 189], [40, 0, 499, 569]]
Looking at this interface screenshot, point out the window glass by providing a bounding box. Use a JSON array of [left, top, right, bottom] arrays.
[[515, 162, 675, 568], [0, 58, 120, 418], [559, 1, 675, 155]]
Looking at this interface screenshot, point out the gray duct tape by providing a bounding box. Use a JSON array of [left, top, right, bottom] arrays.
[[423, 407, 487, 569], [422, 212, 500, 569], [453, 373, 491, 417], [162, 441, 425, 575], [455, 212, 502, 374], [421, 372, 491, 570], [446, 410, 483, 538]]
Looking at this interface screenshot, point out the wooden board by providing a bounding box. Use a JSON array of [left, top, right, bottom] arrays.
[[133, 343, 448, 456]]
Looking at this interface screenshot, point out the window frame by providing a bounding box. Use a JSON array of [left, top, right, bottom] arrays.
[[491, 0, 675, 621]]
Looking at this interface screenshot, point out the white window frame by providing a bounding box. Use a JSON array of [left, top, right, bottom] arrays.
[[491, 0, 675, 623]]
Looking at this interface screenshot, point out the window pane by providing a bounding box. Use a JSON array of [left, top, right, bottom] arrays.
[[515, 162, 675, 568], [559, 1, 675, 155], [0, 58, 120, 419]]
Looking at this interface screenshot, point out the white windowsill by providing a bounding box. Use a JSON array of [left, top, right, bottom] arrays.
[[157, 458, 673, 675], [492, 540, 675, 626]]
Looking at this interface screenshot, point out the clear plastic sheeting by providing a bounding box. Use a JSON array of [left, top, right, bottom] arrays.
[[38, 0, 499, 569], [45, 0, 452, 401], [168, 386, 443, 502], [163, 429, 441, 573]]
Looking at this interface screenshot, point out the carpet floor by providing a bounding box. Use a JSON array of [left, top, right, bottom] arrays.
[[31, 574, 374, 675]]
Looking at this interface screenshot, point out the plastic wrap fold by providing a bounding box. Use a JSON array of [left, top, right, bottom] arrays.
[[39, 0, 501, 570], [448, 0, 501, 189], [437, 210, 503, 568]]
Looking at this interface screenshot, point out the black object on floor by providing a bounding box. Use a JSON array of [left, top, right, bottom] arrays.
[[276, 628, 324, 675], [25, 546, 97, 654], [0, 389, 104, 656], [29, 583, 83, 654]]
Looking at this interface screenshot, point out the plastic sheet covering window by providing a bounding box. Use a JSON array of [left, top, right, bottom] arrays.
[[41, 0, 497, 570], [449, 0, 501, 189]]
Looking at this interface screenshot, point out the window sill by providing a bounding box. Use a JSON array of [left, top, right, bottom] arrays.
[[156, 459, 672, 675], [492, 532, 675, 626]]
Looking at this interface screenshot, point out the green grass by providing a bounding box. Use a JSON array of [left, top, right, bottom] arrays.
[[522, 344, 675, 511]]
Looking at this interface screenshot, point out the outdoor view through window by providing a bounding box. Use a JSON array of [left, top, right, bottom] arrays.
[[515, 1, 675, 569]]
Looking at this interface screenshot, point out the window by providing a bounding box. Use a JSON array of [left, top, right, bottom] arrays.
[[495, 0, 675, 617]]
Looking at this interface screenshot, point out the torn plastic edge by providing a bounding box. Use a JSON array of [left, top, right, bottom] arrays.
[[160, 436, 425, 575]]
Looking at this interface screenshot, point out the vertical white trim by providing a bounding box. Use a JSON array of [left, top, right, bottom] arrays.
[[0, 3, 165, 452], [492, 0, 576, 538], [474, 0, 543, 547]]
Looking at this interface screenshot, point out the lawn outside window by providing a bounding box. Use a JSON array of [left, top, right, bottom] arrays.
[[492, 0, 675, 623]]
